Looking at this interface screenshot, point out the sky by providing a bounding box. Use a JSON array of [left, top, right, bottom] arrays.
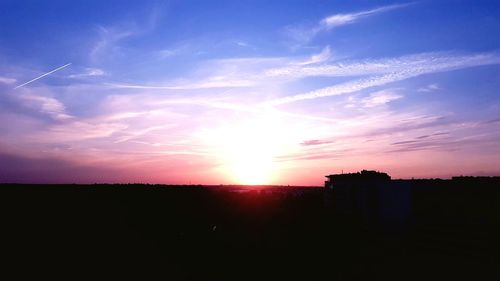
[[1, 0, 500, 185]]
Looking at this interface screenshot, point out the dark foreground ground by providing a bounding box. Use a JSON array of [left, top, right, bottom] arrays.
[[0, 182, 499, 280]]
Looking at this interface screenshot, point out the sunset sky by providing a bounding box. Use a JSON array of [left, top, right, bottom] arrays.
[[1, 0, 500, 185]]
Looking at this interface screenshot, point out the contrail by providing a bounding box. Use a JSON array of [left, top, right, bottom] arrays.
[[14, 63, 72, 89]]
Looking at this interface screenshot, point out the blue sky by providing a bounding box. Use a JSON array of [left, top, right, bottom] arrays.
[[1, 0, 500, 184]]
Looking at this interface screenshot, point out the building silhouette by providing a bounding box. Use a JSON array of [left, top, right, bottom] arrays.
[[325, 170, 411, 229]]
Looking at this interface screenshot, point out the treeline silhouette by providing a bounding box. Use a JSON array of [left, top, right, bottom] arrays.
[[0, 177, 499, 280]]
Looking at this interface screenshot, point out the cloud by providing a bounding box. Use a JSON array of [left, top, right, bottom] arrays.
[[105, 56, 288, 90], [88, 7, 164, 63], [416, 132, 449, 139], [105, 51, 499, 99], [158, 48, 182, 59], [36, 121, 127, 142], [273, 113, 471, 167], [113, 125, 174, 144], [90, 25, 136, 63], [344, 89, 403, 109], [356, 115, 451, 140], [265, 52, 499, 79], [387, 133, 500, 154], [320, 3, 412, 30], [235, 41, 250, 47], [265, 72, 407, 105], [286, 3, 412, 44], [392, 140, 420, 145], [69, 68, 106, 78], [277, 151, 346, 161], [106, 77, 256, 90], [265, 52, 500, 105], [0, 76, 16, 85], [418, 83, 440, 92], [298, 46, 332, 65], [18, 93, 73, 121], [361, 90, 403, 108], [484, 117, 500, 124], [391, 131, 452, 148], [156, 43, 193, 59], [300, 139, 335, 146]]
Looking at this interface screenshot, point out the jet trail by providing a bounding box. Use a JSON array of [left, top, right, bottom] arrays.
[[14, 63, 71, 89]]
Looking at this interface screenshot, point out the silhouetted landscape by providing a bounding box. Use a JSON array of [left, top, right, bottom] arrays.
[[2, 2, 500, 279], [1, 172, 499, 280]]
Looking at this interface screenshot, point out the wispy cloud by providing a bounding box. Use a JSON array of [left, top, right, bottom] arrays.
[[265, 72, 408, 105], [276, 150, 348, 162], [416, 132, 449, 139], [361, 90, 403, 108], [106, 77, 255, 90], [0, 76, 16, 85], [156, 43, 192, 59], [18, 93, 73, 120], [104, 56, 288, 90], [483, 117, 500, 124], [158, 48, 183, 59], [103, 51, 500, 98], [320, 3, 412, 30], [35, 121, 128, 143], [113, 125, 174, 144], [297, 46, 332, 65], [265, 52, 499, 79], [418, 83, 440, 92], [89, 7, 164, 64], [300, 139, 335, 146], [266, 52, 500, 105], [388, 131, 500, 154], [69, 67, 106, 78], [90, 25, 136, 63], [14, 63, 71, 89], [234, 41, 251, 48], [286, 3, 413, 44]]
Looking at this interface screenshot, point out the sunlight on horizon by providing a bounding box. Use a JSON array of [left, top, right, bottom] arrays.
[[202, 110, 293, 185]]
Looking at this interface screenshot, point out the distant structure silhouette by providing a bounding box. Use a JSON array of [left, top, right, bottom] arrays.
[[324, 170, 410, 229], [325, 169, 390, 189], [324, 170, 500, 234]]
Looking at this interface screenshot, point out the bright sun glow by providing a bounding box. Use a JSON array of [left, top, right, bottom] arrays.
[[201, 110, 295, 185], [224, 120, 275, 185]]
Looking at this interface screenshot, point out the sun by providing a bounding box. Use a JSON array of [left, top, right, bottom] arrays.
[[202, 111, 286, 185], [224, 122, 275, 185]]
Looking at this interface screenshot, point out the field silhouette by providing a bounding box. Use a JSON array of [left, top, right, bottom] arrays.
[[1, 178, 499, 280]]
